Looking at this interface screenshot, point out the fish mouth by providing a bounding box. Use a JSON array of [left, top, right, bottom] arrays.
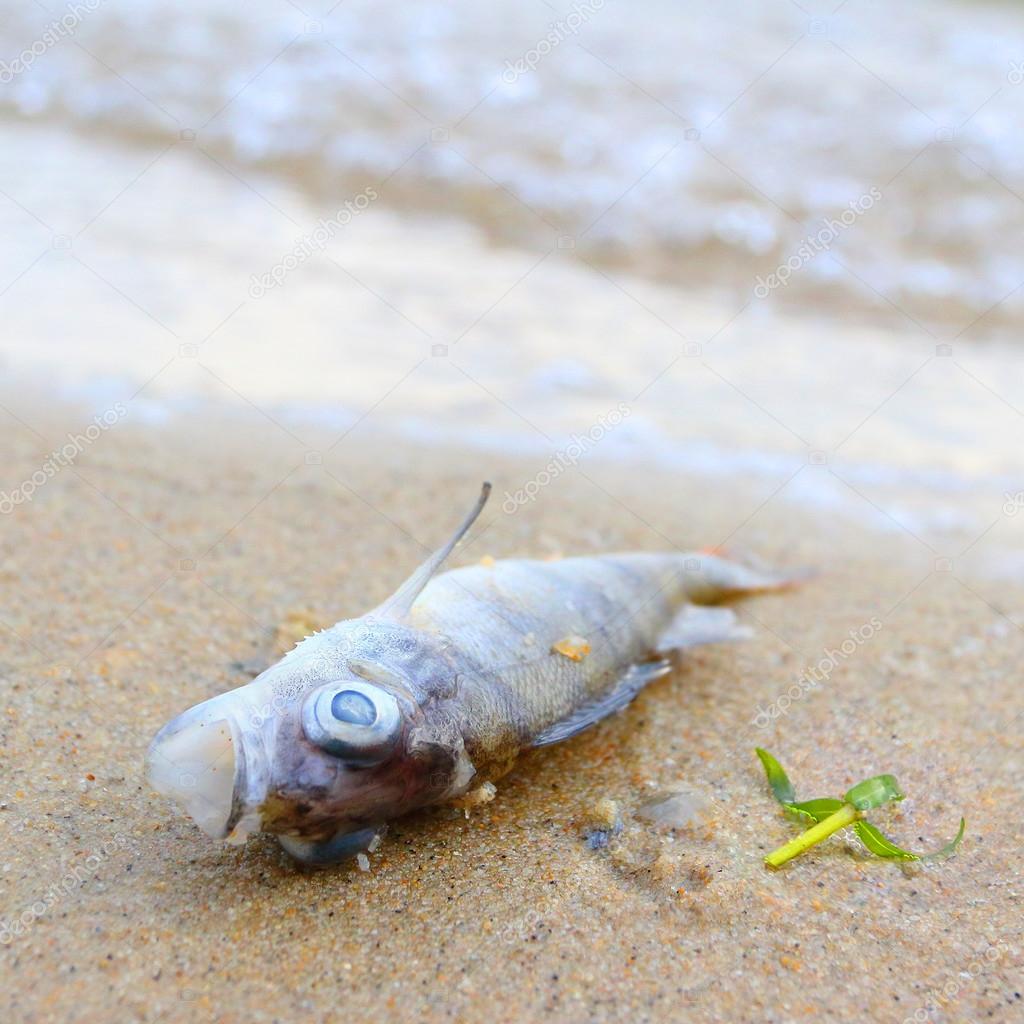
[[146, 689, 271, 842]]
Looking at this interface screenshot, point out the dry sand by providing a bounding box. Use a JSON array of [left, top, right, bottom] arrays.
[[1, 399, 1022, 1024]]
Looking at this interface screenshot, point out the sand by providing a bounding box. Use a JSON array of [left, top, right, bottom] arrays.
[[1, 399, 1022, 1024]]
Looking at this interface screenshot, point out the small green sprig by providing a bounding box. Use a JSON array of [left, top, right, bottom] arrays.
[[755, 748, 965, 869]]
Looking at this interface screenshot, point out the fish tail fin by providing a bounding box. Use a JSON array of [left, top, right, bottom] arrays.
[[680, 549, 814, 604]]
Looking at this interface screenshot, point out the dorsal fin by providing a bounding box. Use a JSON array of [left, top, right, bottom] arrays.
[[380, 482, 491, 619]]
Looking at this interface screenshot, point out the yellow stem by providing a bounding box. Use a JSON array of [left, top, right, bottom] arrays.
[[765, 802, 862, 868]]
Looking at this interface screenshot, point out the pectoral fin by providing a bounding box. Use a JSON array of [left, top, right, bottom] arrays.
[[655, 604, 751, 654], [532, 660, 672, 747]]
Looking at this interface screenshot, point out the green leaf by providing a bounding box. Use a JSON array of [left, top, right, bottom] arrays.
[[853, 817, 966, 861], [920, 817, 967, 861], [845, 774, 905, 811], [755, 748, 797, 805], [755, 750, 965, 868], [853, 821, 919, 859], [789, 797, 845, 823], [756, 750, 843, 822]]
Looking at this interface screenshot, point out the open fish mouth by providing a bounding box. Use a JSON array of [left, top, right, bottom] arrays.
[[146, 686, 273, 842]]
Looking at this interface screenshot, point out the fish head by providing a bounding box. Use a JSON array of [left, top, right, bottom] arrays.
[[146, 618, 470, 862]]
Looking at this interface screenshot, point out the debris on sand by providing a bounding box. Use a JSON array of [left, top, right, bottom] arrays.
[[583, 797, 623, 849], [636, 791, 708, 831]]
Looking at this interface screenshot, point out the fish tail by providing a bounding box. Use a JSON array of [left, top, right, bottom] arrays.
[[680, 550, 814, 604]]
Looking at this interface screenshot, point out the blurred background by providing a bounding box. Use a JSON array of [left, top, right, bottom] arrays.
[[1, 0, 1022, 573], [1, 0, 1023, 603]]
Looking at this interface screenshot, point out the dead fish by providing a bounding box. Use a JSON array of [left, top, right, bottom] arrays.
[[147, 483, 800, 865]]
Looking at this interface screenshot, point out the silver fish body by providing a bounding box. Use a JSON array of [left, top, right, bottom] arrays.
[[147, 486, 794, 865], [409, 553, 765, 775]]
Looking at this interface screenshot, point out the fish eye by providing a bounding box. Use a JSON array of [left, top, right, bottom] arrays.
[[301, 681, 401, 765], [330, 690, 376, 726]]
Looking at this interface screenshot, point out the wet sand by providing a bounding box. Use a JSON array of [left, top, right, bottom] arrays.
[[1, 401, 1022, 1024]]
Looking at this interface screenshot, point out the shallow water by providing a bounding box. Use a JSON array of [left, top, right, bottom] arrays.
[[2, 0, 1024, 330], [1, 117, 1023, 573], [0, 2, 1022, 574]]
